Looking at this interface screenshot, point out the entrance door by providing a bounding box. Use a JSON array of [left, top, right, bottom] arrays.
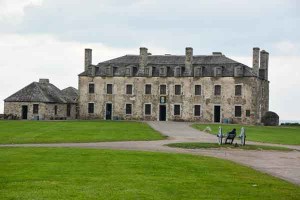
[[22, 105, 28, 120], [214, 105, 221, 123], [159, 105, 166, 121], [106, 103, 112, 120]]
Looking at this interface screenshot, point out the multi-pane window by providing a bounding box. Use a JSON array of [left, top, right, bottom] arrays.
[[174, 105, 181, 116], [54, 105, 58, 115], [194, 105, 201, 116], [67, 104, 71, 117], [106, 84, 113, 94], [160, 85, 167, 95], [126, 84, 133, 95], [89, 83, 95, 94], [214, 85, 221, 96], [195, 85, 201, 95], [145, 84, 152, 94], [33, 104, 39, 114], [144, 104, 151, 115], [246, 110, 251, 117], [235, 85, 242, 96], [125, 104, 132, 115], [235, 106, 242, 117], [175, 85, 181, 95], [88, 103, 94, 114]]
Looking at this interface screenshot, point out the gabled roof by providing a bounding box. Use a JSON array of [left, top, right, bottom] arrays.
[[101, 54, 240, 65], [5, 81, 75, 103]]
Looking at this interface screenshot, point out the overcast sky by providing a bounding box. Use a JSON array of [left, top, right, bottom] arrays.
[[0, 0, 299, 120]]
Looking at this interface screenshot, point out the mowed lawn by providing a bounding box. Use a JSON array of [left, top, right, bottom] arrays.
[[192, 124, 300, 145], [0, 121, 164, 144], [1, 148, 299, 200]]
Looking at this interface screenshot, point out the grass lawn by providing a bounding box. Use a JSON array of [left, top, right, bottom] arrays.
[[167, 142, 293, 151], [192, 124, 300, 145], [0, 120, 164, 144], [0, 148, 299, 199]]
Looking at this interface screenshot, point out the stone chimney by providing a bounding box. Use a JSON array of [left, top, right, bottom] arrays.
[[39, 79, 49, 84], [260, 50, 269, 80], [139, 47, 148, 69], [185, 47, 193, 76], [84, 48, 92, 71], [252, 47, 260, 76]]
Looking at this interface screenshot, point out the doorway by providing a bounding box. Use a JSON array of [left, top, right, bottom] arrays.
[[214, 105, 221, 123], [159, 105, 166, 121], [106, 103, 112, 120], [22, 105, 28, 120]]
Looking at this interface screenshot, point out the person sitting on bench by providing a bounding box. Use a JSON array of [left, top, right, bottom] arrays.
[[225, 128, 236, 144]]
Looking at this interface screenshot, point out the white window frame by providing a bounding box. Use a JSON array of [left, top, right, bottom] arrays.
[[194, 84, 202, 96], [125, 84, 134, 95], [125, 103, 133, 115], [234, 105, 242, 118], [193, 104, 202, 117], [159, 84, 167, 95], [106, 83, 113, 95], [214, 84, 222, 96], [174, 84, 182, 96], [144, 84, 152, 95], [235, 84, 243, 96], [173, 104, 181, 116]]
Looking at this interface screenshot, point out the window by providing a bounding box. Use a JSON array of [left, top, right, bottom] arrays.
[[106, 67, 112, 76], [33, 104, 39, 114], [126, 84, 133, 95], [145, 84, 152, 94], [194, 105, 201, 116], [214, 85, 221, 96], [89, 83, 95, 94], [144, 104, 151, 115], [195, 85, 201, 95], [160, 85, 166, 95], [67, 104, 71, 117], [125, 67, 132, 76], [125, 104, 132, 115], [175, 67, 181, 76], [235, 85, 242, 96], [194, 67, 202, 77], [175, 85, 181, 95], [54, 105, 58, 115], [159, 67, 166, 76], [88, 103, 94, 114], [174, 105, 181, 116], [234, 66, 244, 77], [235, 106, 242, 117], [214, 67, 223, 77], [246, 110, 251, 117], [106, 84, 113, 94]]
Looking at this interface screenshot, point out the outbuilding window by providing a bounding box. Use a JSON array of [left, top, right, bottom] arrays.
[[54, 105, 58, 115], [33, 104, 39, 114]]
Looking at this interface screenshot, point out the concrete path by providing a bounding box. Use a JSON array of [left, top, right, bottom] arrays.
[[1, 121, 300, 185]]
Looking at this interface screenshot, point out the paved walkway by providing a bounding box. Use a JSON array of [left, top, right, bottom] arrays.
[[1, 121, 300, 185]]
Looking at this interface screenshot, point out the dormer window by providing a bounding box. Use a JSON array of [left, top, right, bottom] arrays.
[[214, 67, 223, 77], [194, 66, 203, 77], [106, 66, 112, 76], [144, 67, 152, 77], [125, 66, 132, 76], [159, 66, 167, 77], [174, 66, 181, 77], [234, 66, 244, 77]]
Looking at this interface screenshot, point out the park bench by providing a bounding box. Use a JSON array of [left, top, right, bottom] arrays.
[[217, 127, 246, 146]]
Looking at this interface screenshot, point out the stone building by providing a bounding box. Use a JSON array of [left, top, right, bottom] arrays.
[[78, 47, 269, 124], [4, 79, 78, 120]]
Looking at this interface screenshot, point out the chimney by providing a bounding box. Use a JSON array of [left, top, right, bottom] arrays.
[[252, 47, 260, 76], [139, 47, 148, 69], [260, 50, 269, 80], [84, 48, 92, 71], [39, 79, 49, 84], [185, 47, 193, 76], [212, 52, 222, 56]]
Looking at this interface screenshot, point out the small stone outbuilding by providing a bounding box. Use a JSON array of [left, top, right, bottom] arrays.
[[4, 79, 78, 120]]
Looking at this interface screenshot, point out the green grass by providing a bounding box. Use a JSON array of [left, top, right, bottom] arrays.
[[167, 142, 293, 151], [192, 124, 300, 145], [0, 121, 164, 144], [0, 148, 299, 199]]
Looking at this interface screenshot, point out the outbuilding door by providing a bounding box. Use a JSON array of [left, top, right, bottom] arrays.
[[22, 105, 28, 120], [159, 105, 166, 121]]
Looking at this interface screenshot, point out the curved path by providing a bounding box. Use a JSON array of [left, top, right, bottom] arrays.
[[1, 121, 300, 185]]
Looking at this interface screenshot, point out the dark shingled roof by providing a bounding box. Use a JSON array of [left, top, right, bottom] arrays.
[[5, 81, 76, 103], [61, 87, 79, 103], [79, 54, 256, 77]]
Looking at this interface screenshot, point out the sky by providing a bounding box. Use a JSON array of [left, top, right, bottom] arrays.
[[0, 0, 299, 120]]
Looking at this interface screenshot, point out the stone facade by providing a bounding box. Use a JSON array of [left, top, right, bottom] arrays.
[[78, 47, 270, 124]]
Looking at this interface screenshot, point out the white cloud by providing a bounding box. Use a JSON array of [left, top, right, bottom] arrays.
[[274, 41, 299, 55], [0, 0, 43, 22]]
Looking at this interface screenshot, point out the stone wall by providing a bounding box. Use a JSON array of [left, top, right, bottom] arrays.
[[78, 76, 269, 124], [4, 102, 77, 120]]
